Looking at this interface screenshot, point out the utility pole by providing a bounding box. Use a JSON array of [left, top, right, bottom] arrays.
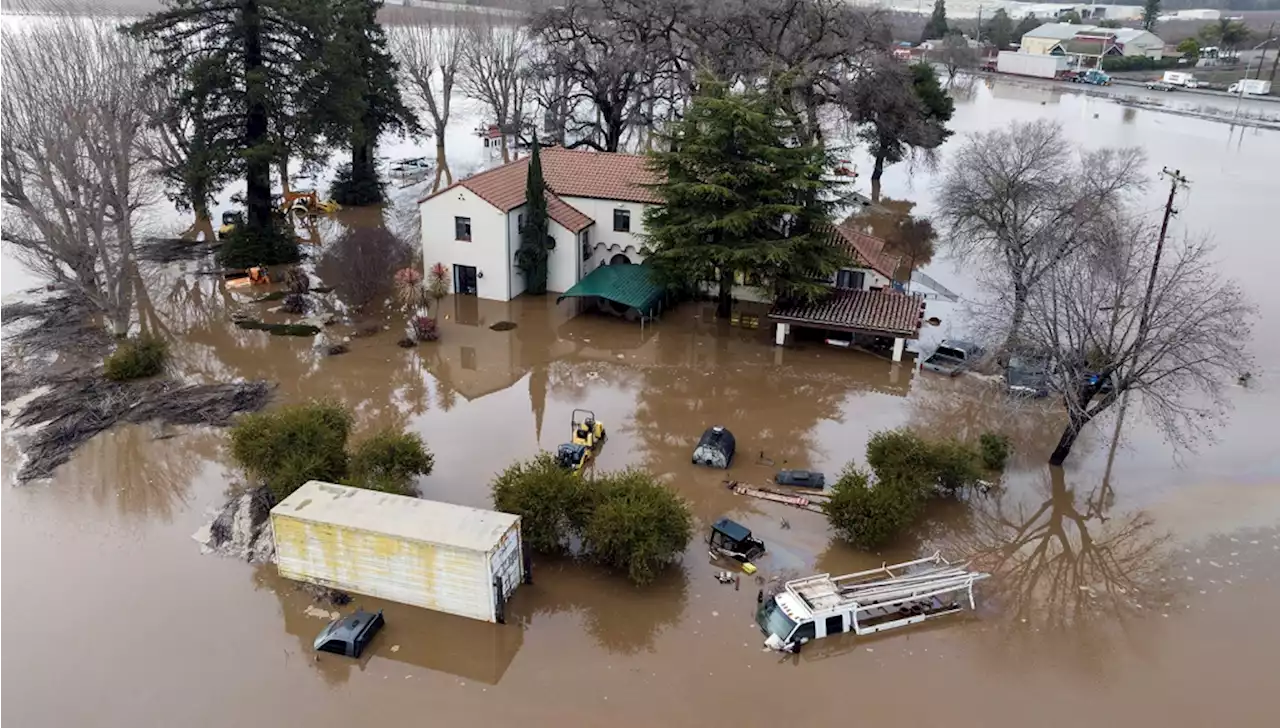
[[1137, 168, 1190, 341]]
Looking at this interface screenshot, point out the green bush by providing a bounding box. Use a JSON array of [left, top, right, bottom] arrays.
[[347, 428, 434, 495], [229, 400, 353, 502], [822, 467, 924, 549], [218, 223, 299, 269], [866, 428, 982, 492], [330, 162, 386, 207], [583, 469, 693, 585], [103, 335, 168, 381], [491, 454, 593, 552], [978, 432, 1012, 471], [490, 457, 693, 584]]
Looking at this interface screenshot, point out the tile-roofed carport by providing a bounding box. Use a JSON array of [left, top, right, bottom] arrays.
[[770, 289, 926, 339]]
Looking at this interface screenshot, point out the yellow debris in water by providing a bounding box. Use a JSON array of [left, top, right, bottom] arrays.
[[742, 562, 757, 575]]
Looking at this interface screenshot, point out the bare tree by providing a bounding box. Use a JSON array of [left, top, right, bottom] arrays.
[[392, 16, 464, 190], [1020, 215, 1253, 464], [936, 32, 976, 80], [2, 14, 155, 336], [459, 20, 530, 163], [938, 120, 1147, 356]]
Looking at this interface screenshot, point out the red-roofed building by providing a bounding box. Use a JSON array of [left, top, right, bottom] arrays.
[[419, 148, 924, 353], [418, 147, 658, 300]]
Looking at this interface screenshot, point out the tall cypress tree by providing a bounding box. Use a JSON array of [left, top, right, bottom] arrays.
[[921, 0, 949, 42], [321, 0, 414, 206], [516, 140, 551, 295], [129, 0, 326, 267], [644, 76, 850, 319]]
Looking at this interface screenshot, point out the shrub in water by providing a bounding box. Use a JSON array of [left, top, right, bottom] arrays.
[[229, 400, 352, 502], [412, 315, 438, 342], [978, 432, 1012, 471], [582, 469, 693, 585], [217, 223, 299, 269], [822, 466, 924, 549], [103, 335, 168, 381], [284, 267, 311, 294], [280, 292, 307, 314], [347, 428, 434, 495], [866, 427, 982, 493], [491, 454, 593, 552]]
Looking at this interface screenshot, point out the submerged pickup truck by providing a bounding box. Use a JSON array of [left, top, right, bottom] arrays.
[[920, 340, 985, 377]]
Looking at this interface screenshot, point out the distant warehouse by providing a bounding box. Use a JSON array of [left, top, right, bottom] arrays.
[[271, 481, 527, 624]]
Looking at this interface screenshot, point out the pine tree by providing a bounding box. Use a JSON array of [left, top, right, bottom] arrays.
[[921, 0, 949, 42], [855, 62, 954, 202], [321, 0, 414, 206], [1142, 0, 1160, 32], [515, 140, 551, 295], [129, 0, 328, 267], [984, 9, 1014, 50], [644, 77, 850, 319]]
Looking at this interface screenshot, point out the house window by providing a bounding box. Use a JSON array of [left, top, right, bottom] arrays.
[[581, 231, 591, 261], [613, 209, 631, 232], [455, 216, 472, 241], [835, 269, 865, 290]]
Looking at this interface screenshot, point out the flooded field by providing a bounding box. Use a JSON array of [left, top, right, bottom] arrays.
[[5, 75, 1280, 726]]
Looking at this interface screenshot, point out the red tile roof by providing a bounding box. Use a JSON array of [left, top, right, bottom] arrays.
[[417, 148, 659, 232], [770, 289, 925, 338], [826, 223, 902, 280], [545, 190, 593, 233]]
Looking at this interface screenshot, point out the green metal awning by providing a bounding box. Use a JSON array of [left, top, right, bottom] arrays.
[[556, 263, 664, 315]]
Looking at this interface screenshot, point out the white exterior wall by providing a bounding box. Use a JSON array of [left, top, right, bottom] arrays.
[[546, 221, 582, 294], [507, 203, 526, 299], [561, 196, 652, 271], [420, 186, 512, 301]]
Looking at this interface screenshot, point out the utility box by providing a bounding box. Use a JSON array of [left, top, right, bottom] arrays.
[[271, 481, 525, 623]]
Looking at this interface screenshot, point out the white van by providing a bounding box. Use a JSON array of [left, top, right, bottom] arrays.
[[1162, 71, 1198, 88]]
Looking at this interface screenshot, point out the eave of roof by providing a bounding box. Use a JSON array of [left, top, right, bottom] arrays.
[[769, 289, 926, 339]]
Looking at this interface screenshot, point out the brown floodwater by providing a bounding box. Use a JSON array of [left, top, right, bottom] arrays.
[[5, 77, 1280, 726]]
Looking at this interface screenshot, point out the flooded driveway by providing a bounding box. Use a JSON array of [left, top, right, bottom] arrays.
[[4, 78, 1280, 727]]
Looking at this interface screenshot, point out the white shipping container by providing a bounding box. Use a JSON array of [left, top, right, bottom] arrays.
[[271, 481, 525, 623], [996, 51, 1066, 80]]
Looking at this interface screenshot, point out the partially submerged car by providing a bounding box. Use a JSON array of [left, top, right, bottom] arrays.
[[314, 608, 384, 659], [774, 470, 826, 489], [708, 518, 766, 563], [921, 340, 985, 377], [1005, 354, 1052, 398]]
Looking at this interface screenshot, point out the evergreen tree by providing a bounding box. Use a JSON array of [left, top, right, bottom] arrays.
[[921, 0, 949, 42], [1013, 14, 1041, 42], [129, 0, 327, 267], [1142, 0, 1160, 32], [644, 77, 851, 319], [321, 0, 414, 206], [515, 140, 551, 295], [984, 9, 1014, 50]]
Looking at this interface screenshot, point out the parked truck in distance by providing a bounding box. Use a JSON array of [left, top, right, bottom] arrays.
[[1069, 69, 1112, 86], [1162, 71, 1198, 88], [995, 50, 1067, 80], [1228, 79, 1272, 96]]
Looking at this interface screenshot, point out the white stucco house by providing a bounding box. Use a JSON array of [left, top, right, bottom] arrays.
[[418, 147, 925, 359], [417, 147, 656, 302]]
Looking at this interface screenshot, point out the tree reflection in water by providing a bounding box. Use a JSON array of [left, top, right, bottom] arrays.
[[949, 466, 1175, 663]]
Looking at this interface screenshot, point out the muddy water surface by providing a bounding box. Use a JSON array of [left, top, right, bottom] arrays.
[[5, 78, 1280, 727]]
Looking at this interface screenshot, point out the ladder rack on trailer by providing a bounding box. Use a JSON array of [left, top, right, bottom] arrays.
[[758, 552, 990, 650]]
